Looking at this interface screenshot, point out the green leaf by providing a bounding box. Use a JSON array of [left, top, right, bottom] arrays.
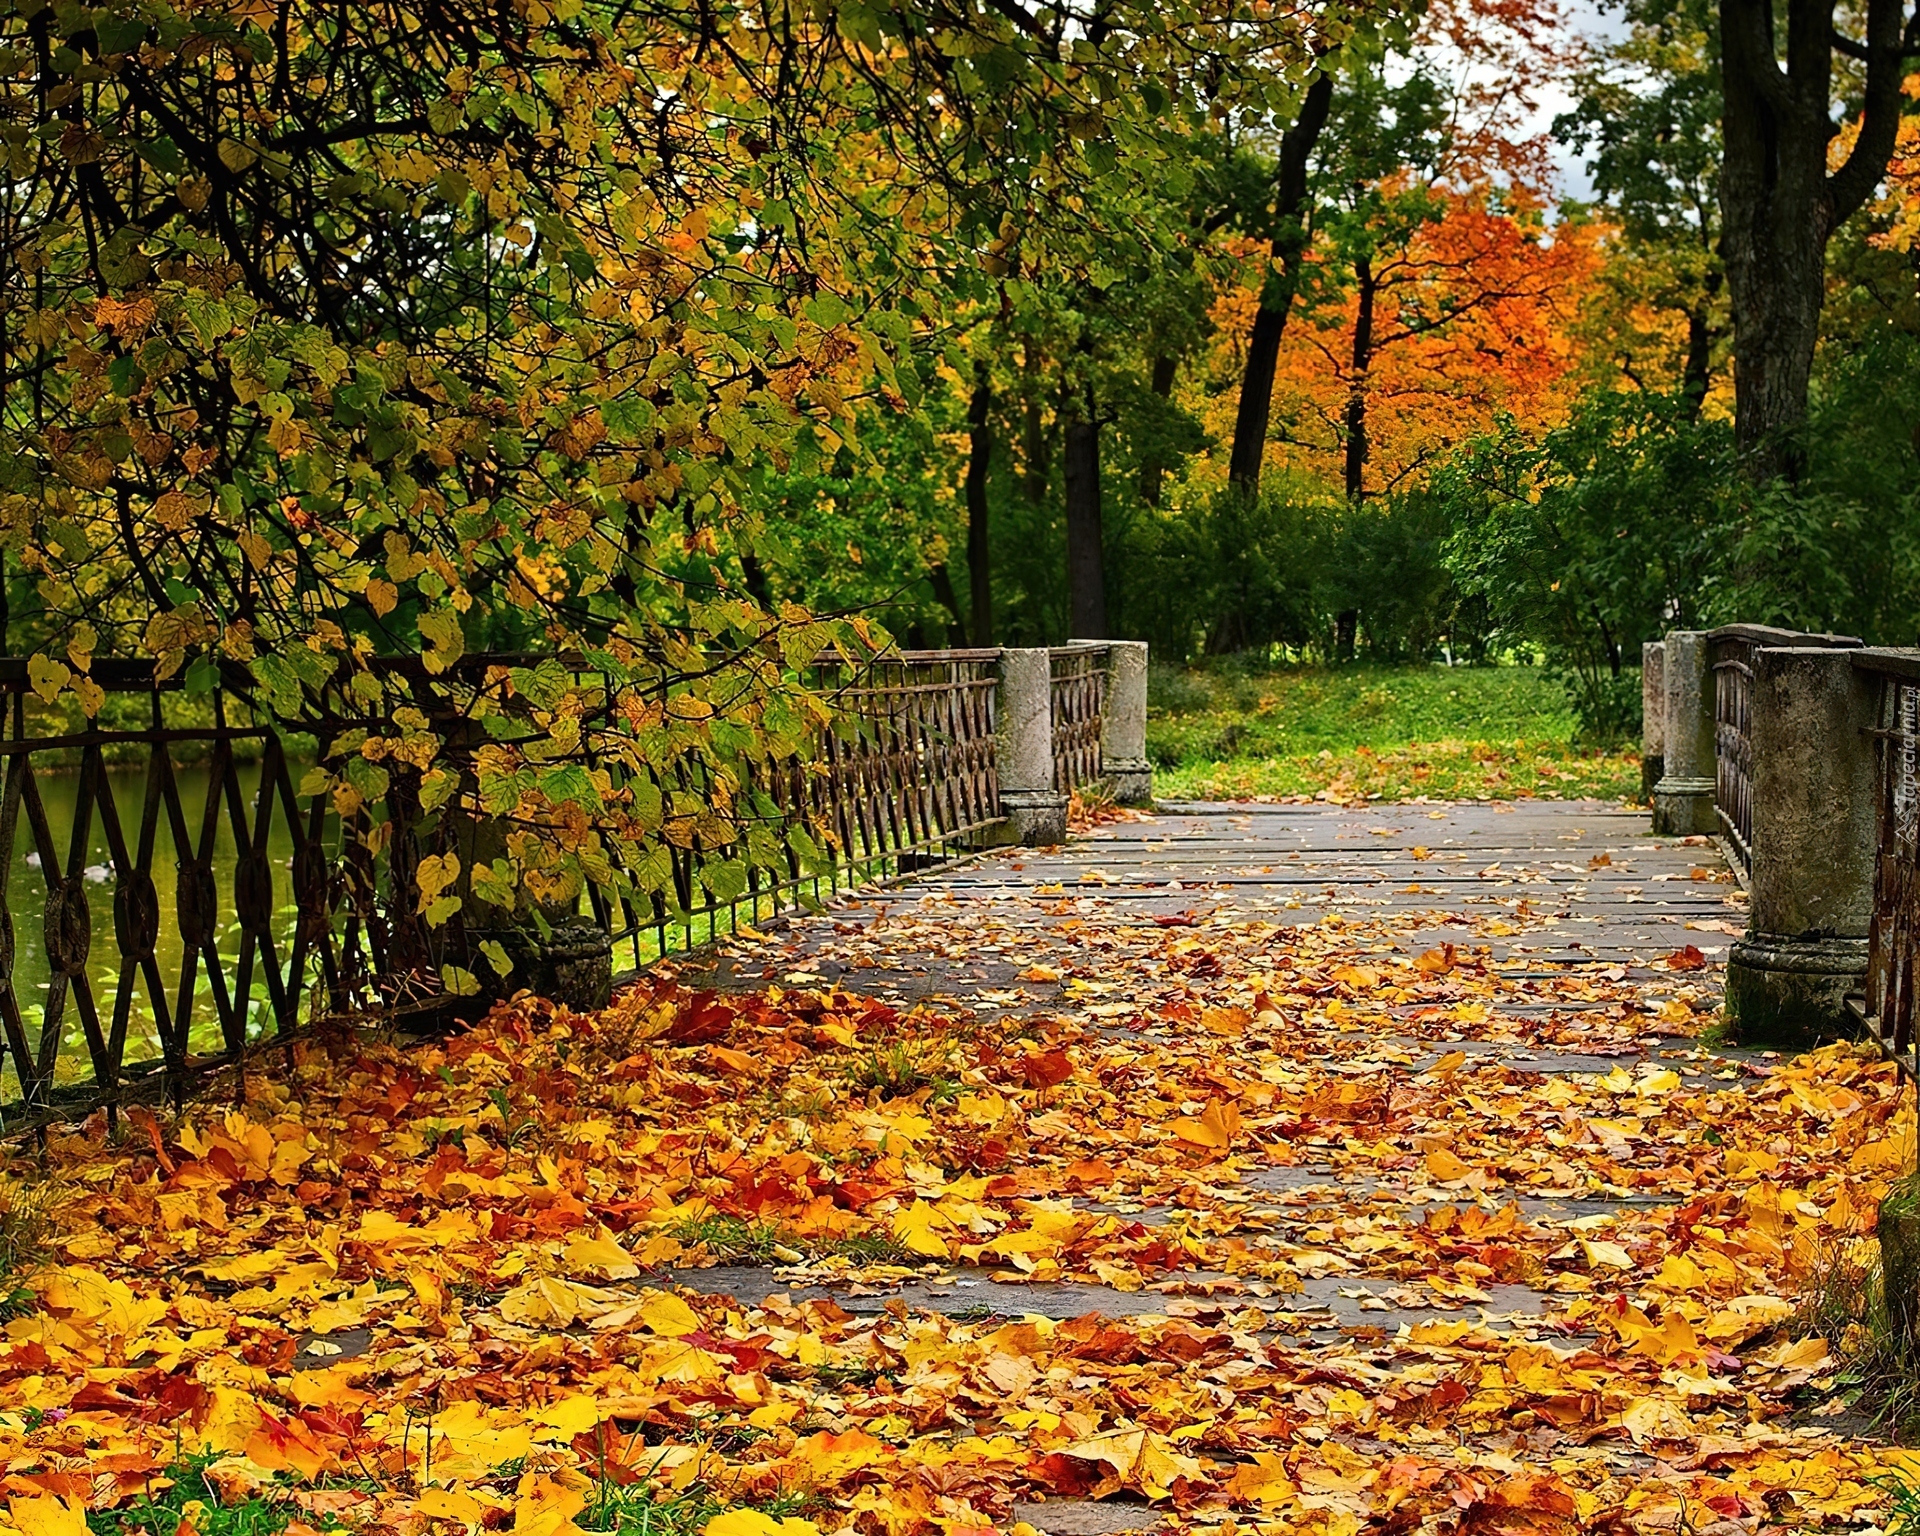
[[702, 858, 749, 903], [186, 658, 221, 697], [251, 654, 304, 716], [417, 609, 465, 674]]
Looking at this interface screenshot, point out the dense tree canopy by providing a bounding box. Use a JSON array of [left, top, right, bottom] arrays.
[[0, 0, 1364, 922], [6, 0, 1920, 805]]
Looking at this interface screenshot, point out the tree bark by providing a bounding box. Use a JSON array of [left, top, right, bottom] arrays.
[[1226, 71, 1335, 499], [1719, 0, 1910, 480], [965, 370, 994, 645], [1681, 303, 1712, 420], [1022, 344, 1051, 508], [1139, 352, 1178, 508], [1343, 252, 1375, 502], [741, 551, 774, 608], [1064, 385, 1108, 640], [927, 563, 969, 646]]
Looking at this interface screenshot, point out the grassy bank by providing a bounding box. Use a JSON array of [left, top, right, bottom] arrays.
[[1147, 662, 1641, 802]]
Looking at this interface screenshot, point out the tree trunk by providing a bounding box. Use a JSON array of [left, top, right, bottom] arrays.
[[1064, 387, 1108, 640], [965, 371, 994, 645], [1681, 303, 1712, 420], [1139, 352, 1178, 508], [741, 551, 774, 608], [1226, 71, 1335, 499], [1719, 0, 1908, 481], [1022, 345, 1051, 508], [927, 563, 969, 646], [1343, 252, 1375, 501]]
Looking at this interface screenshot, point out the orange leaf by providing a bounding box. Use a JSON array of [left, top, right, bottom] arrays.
[[1171, 1098, 1242, 1151]]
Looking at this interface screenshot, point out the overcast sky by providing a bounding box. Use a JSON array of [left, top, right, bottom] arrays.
[[1534, 0, 1635, 201]]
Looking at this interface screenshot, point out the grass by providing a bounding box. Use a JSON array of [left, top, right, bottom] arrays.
[[1790, 1186, 1920, 1442], [666, 1211, 914, 1269], [1147, 661, 1640, 803], [87, 1457, 348, 1536], [582, 1483, 818, 1536], [88, 1455, 811, 1536], [844, 1040, 960, 1101]]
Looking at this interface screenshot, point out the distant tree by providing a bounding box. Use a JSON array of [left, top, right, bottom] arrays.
[[1555, 0, 1725, 412]]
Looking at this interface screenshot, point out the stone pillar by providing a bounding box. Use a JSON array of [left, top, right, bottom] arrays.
[[1652, 631, 1716, 835], [1075, 639, 1153, 804], [992, 648, 1069, 846], [1641, 641, 1665, 804], [1725, 647, 1874, 1047]]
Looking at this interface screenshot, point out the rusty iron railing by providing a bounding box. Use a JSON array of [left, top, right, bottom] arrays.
[[1709, 625, 1860, 880], [0, 645, 1119, 1130], [1050, 643, 1109, 794], [1856, 650, 1920, 1073]]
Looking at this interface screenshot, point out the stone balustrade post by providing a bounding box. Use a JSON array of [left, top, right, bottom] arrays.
[[1073, 638, 1153, 805], [1726, 647, 1875, 1046], [1641, 640, 1665, 805], [992, 648, 1069, 846], [1652, 630, 1716, 835]]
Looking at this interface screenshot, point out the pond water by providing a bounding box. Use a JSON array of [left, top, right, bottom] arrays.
[[3, 760, 299, 1099]]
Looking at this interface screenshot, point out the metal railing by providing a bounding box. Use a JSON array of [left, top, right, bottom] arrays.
[[1855, 649, 1920, 1072], [1050, 643, 1110, 794], [0, 645, 1119, 1131], [1709, 625, 1859, 879], [599, 649, 1010, 965]]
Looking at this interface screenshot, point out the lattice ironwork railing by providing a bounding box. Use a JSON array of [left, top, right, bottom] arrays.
[[0, 693, 462, 1133], [593, 649, 1008, 969], [1708, 625, 1860, 881], [1858, 651, 1920, 1074], [1049, 644, 1109, 794], [0, 643, 1127, 1131]]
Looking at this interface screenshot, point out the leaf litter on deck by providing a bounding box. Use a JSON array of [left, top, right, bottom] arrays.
[[6, 845, 1919, 1535]]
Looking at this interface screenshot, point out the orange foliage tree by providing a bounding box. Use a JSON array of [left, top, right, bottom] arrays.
[[1197, 192, 1601, 501]]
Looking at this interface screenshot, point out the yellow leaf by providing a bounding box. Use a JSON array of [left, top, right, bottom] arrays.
[[1622, 1308, 1700, 1364], [418, 1487, 492, 1527], [9, 1495, 88, 1536], [893, 1199, 953, 1258], [1581, 1239, 1634, 1270], [511, 1473, 586, 1536], [365, 577, 399, 617], [1424, 1147, 1473, 1182], [1202, 1006, 1250, 1036], [565, 1232, 640, 1280], [1653, 1253, 1707, 1291], [499, 1277, 601, 1328], [535, 1395, 606, 1439], [1170, 1098, 1241, 1151], [27, 653, 69, 705], [1227, 1453, 1297, 1506], [637, 1288, 702, 1336], [704, 1513, 820, 1536], [1426, 1049, 1467, 1076]]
